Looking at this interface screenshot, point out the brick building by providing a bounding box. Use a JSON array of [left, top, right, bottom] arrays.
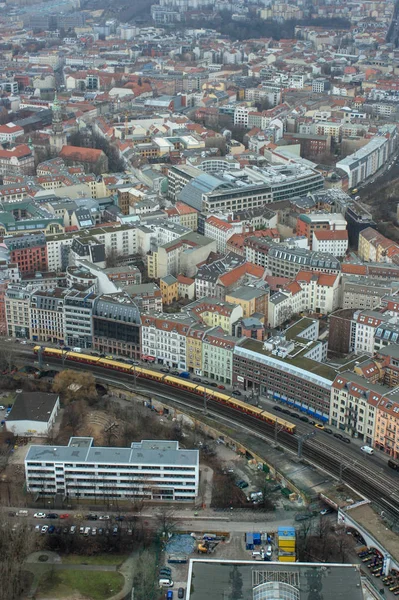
[[4, 233, 48, 275]]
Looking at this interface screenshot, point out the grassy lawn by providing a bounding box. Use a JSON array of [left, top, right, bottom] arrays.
[[61, 554, 129, 566], [37, 570, 124, 600]]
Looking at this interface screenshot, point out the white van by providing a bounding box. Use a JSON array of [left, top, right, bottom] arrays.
[[159, 579, 173, 587], [16, 510, 28, 517], [84, 526, 91, 536], [361, 446, 374, 455], [72, 347, 82, 353]]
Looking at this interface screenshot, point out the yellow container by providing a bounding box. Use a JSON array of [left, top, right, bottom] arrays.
[[279, 556, 296, 562], [279, 541, 295, 550]]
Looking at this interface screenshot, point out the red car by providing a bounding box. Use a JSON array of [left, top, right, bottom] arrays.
[[217, 385, 226, 390], [59, 513, 70, 519]]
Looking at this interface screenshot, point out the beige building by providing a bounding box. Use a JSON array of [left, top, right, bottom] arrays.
[[30, 288, 67, 344], [148, 233, 216, 279], [329, 372, 381, 445], [5, 285, 31, 339]]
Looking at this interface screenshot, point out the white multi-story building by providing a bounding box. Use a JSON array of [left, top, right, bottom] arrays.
[[25, 437, 199, 501], [141, 313, 196, 369], [337, 125, 398, 189], [204, 216, 235, 253], [234, 106, 250, 127], [268, 271, 340, 328], [312, 230, 348, 257], [30, 288, 67, 344], [0, 123, 24, 143]]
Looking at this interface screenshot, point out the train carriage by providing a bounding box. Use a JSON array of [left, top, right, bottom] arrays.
[[97, 358, 133, 373]]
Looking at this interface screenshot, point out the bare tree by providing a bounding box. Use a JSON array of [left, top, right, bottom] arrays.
[[52, 370, 97, 405], [0, 515, 41, 600], [155, 506, 178, 537]]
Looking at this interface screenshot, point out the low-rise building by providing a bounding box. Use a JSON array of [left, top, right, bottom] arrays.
[[25, 437, 199, 501], [177, 274, 195, 300], [6, 392, 59, 437], [226, 285, 269, 320]]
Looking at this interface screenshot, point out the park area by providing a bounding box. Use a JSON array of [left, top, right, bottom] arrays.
[[25, 552, 130, 600]]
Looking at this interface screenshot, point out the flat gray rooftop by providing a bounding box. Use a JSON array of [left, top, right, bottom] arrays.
[[25, 438, 198, 467], [187, 560, 364, 600]]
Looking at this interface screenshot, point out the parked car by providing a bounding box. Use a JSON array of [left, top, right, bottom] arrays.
[[34, 513, 46, 519], [35, 525, 41, 532], [160, 568, 172, 577], [171, 370, 179, 376], [320, 508, 333, 516], [46, 513, 59, 519], [314, 423, 324, 430], [160, 368, 170, 373], [334, 433, 343, 440], [300, 416, 309, 423], [41, 525, 49, 534], [59, 513, 70, 519], [79, 526, 84, 534], [273, 406, 283, 412], [70, 525, 76, 534], [55, 527, 62, 534], [343, 438, 351, 444], [178, 588, 185, 599], [63, 527, 69, 534], [99, 515, 110, 520], [324, 428, 333, 434], [217, 385, 226, 390], [92, 528, 97, 536], [115, 515, 125, 521], [112, 526, 119, 536], [87, 514, 98, 520], [98, 528, 104, 535], [232, 390, 242, 396], [48, 526, 56, 534], [192, 378, 201, 383], [209, 382, 218, 388]]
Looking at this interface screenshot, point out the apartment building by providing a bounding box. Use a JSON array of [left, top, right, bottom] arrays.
[[25, 437, 199, 501], [0, 145, 35, 177], [148, 232, 216, 279], [337, 125, 398, 189], [165, 201, 198, 231], [225, 285, 269, 319], [141, 313, 197, 369], [125, 283, 163, 313], [341, 277, 396, 310], [4, 233, 48, 276], [30, 288, 67, 344], [187, 297, 243, 335], [92, 293, 141, 360], [186, 324, 207, 375], [329, 372, 383, 444], [246, 241, 341, 279], [0, 123, 24, 143], [202, 327, 236, 385], [350, 310, 391, 355], [233, 337, 335, 420], [5, 284, 31, 338], [312, 230, 348, 257], [358, 227, 399, 263], [204, 216, 235, 253], [296, 213, 347, 250]]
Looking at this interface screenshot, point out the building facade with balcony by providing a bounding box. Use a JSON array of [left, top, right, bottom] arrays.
[[25, 437, 199, 501]]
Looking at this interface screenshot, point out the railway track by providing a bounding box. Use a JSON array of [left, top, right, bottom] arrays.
[[18, 352, 399, 522]]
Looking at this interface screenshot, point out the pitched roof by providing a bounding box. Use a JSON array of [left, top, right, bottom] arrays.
[[314, 230, 348, 241], [59, 145, 105, 163]]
